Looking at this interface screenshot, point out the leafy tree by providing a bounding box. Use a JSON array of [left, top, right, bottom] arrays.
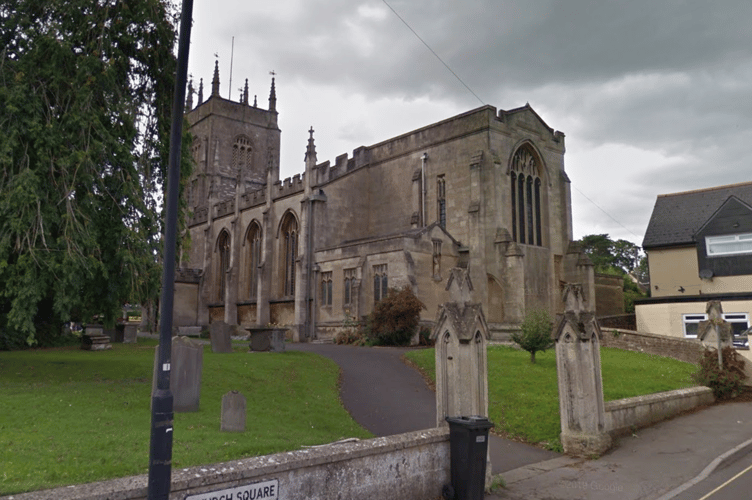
[[579, 234, 642, 275], [0, 0, 190, 347], [511, 309, 554, 363], [577, 234, 648, 311]]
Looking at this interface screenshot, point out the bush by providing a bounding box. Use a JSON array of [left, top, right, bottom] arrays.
[[511, 309, 554, 363], [333, 328, 367, 346], [694, 346, 748, 399], [366, 287, 425, 346], [418, 326, 434, 346]]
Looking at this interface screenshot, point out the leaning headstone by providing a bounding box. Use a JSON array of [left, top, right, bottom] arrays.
[[221, 391, 247, 432], [81, 324, 112, 351], [152, 336, 203, 412], [210, 320, 233, 353]]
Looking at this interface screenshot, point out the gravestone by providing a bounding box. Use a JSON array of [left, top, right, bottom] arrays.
[[210, 320, 233, 353], [553, 284, 611, 457], [123, 324, 138, 343], [247, 327, 286, 352], [221, 391, 247, 432], [152, 336, 203, 412], [81, 324, 112, 351]]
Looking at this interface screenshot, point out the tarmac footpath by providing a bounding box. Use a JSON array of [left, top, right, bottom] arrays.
[[287, 343, 560, 474]]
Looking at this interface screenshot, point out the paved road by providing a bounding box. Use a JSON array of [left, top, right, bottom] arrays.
[[671, 450, 752, 500], [288, 343, 559, 474]]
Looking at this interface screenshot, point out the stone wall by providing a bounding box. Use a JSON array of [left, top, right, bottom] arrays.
[[600, 328, 704, 365], [4, 430, 450, 500], [598, 314, 636, 330], [594, 273, 625, 316], [605, 386, 714, 437]]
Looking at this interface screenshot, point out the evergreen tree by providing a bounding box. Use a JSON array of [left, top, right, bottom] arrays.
[[0, 0, 190, 347]]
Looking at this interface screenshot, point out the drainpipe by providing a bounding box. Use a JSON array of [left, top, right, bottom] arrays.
[[421, 153, 428, 227], [305, 198, 314, 339]]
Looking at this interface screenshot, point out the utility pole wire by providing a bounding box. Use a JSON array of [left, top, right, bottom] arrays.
[[382, 0, 485, 106]]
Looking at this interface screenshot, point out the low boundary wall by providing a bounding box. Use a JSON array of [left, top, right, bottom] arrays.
[[2, 429, 450, 500], [600, 328, 704, 365], [605, 386, 714, 438]]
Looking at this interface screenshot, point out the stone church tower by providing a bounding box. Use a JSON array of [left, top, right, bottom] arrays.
[[174, 62, 595, 341]]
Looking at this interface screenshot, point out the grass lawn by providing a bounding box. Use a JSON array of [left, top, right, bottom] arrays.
[[404, 345, 697, 452], [0, 340, 371, 495]]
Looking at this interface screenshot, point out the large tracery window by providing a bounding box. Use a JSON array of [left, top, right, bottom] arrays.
[[280, 213, 298, 297], [510, 147, 543, 246], [217, 230, 231, 302], [247, 222, 262, 299]]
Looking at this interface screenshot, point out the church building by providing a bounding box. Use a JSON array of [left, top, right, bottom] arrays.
[[174, 62, 595, 341]]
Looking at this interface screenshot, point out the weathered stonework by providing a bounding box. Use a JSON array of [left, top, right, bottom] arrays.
[[175, 64, 595, 340]]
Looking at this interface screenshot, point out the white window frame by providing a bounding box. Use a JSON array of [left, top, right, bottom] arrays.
[[682, 312, 750, 343], [705, 233, 752, 257], [682, 314, 706, 338]]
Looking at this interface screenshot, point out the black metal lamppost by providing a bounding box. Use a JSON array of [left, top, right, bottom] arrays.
[[148, 0, 194, 498]]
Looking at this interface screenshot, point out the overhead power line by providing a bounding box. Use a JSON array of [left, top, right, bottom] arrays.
[[572, 185, 642, 240], [382, 0, 484, 106]]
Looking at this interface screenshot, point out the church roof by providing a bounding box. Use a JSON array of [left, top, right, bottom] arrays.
[[642, 181, 752, 249]]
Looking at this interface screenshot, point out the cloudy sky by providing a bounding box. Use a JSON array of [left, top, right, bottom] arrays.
[[186, 0, 752, 247]]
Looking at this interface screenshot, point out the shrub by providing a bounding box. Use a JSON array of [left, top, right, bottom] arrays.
[[694, 346, 748, 399], [333, 314, 367, 345], [333, 328, 367, 346], [511, 308, 554, 363], [418, 326, 434, 346], [366, 287, 425, 346]]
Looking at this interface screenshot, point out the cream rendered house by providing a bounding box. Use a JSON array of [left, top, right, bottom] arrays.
[[636, 182, 752, 350]]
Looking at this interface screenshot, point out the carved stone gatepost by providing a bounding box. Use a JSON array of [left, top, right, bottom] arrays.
[[553, 284, 611, 457], [432, 268, 492, 485], [698, 300, 733, 369]]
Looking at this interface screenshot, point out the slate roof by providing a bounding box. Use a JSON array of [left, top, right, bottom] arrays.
[[642, 181, 752, 249]]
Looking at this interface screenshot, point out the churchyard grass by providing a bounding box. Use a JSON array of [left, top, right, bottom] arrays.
[[404, 345, 696, 452], [0, 340, 371, 495]]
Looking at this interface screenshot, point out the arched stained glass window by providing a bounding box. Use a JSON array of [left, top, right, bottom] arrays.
[[510, 147, 544, 247]]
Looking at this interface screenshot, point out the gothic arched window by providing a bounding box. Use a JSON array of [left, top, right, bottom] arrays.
[[437, 176, 446, 229], [280, 213, 298, 297], [510, 147, 544, 247], [217, 230, 231, 302], [247, 222, 262, 299]]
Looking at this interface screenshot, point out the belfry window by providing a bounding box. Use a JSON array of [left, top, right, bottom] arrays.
[[217, 230, 230, 302], [232, 136, 252, 172], [510, 147, 543, 246], [281, 214, 298, 297], [247, 222, 262, 299]]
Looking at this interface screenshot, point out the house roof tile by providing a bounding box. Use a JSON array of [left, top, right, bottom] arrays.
[[642, 181, 752, 249]]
